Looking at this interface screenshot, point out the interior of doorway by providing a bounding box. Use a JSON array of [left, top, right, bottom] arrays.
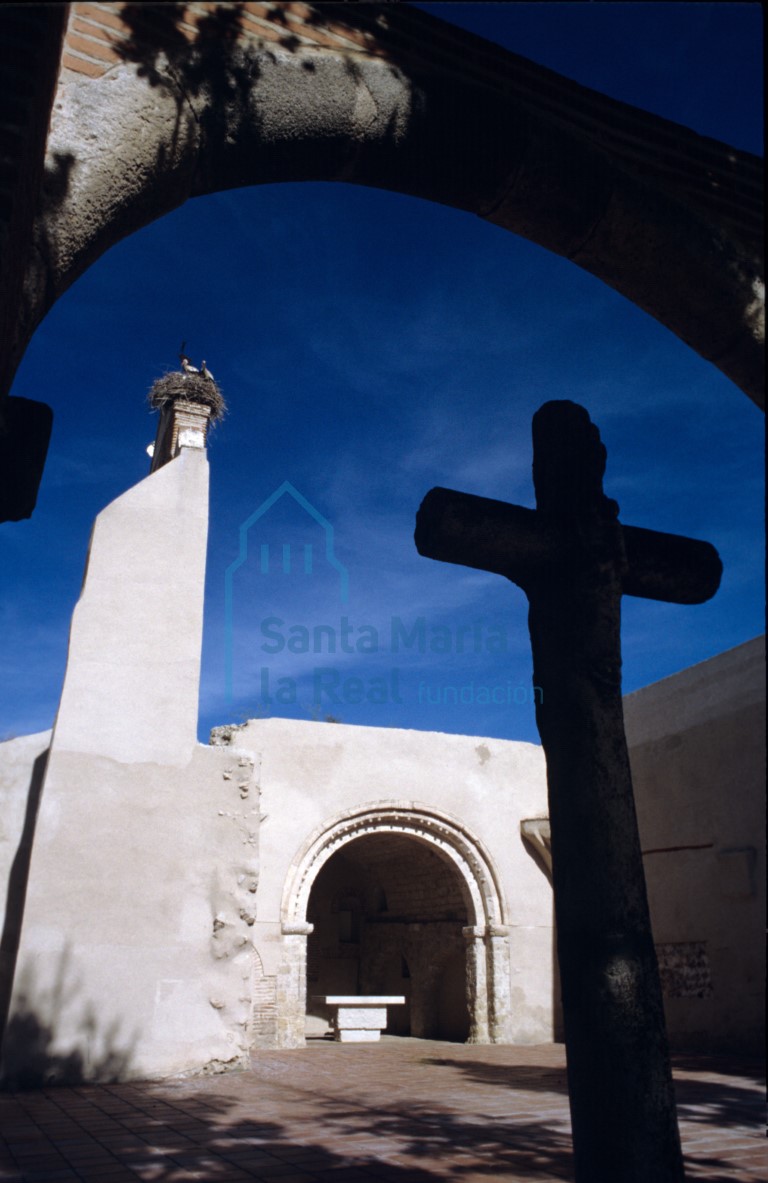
[[305, 832, 471, 1042]]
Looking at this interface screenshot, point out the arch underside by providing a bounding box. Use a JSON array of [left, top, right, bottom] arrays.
[[8, 3, 763, 418]]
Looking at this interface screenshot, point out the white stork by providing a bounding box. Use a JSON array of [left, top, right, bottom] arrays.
[[179, 341, 199, 374], [200, 360, 215, 382]]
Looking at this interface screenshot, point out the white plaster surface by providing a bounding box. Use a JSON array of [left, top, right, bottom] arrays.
[[3, 743, 261, 1082], [1, 432, 552, 1080], [0, 446, 262, 1084], [626, 636, 765, 1052], [624, 635, 765, 747], [234, 717, 553, 1046], [239, 717, 548, 925], [0, 731, 52, 1020], [52, 449, 209, 767], [0, 731, 51, 874]]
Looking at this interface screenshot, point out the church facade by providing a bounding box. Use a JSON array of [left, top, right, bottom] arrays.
[[0, 401, 763, 1085]]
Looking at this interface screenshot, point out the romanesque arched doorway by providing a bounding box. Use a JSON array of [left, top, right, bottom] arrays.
[[277, 803, 511, 1048]]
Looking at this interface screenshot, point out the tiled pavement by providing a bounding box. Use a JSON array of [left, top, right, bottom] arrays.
[[0, 1040, 764, 1182]]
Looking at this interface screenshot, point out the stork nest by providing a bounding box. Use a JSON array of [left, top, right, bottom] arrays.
[[148, 371, 226, 420]]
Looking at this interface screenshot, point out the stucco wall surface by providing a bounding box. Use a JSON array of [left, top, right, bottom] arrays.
[[1, 741, 260, 1084], [0, 438, 251, 1085], [231, 717, 554, 1044], [626, 635, 765, 1052], [0, 731, 51, 885], [52, 448, 209, 767], [0, 731, 52, 1032]]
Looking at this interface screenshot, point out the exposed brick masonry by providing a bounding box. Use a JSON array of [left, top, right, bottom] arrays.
[[60, 2, 384, 82], [59, 2, 762, 244]]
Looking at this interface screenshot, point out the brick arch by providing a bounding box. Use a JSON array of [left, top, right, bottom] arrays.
[[6, 1, 763, 418], [276, 802, 512, 1047]]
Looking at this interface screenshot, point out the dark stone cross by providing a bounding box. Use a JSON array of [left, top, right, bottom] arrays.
[[414, 400, 722, 1183]]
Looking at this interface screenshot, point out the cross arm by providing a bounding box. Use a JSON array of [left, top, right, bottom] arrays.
[[415, 486, 722, 605], [622, 523, 722, 604], [415, 487, 550, 584]]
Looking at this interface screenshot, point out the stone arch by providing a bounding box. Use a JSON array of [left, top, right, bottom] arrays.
[[282, 801, 507, 929], [4, 2, 762, 421], [276, 802, 513, 1048]]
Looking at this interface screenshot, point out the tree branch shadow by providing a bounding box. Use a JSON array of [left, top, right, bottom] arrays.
[[0, 950, 136, 1089], [420, 1054, 570, 1095], [2, 1047, 763, 1181], [671, 1052, 766, 1131]]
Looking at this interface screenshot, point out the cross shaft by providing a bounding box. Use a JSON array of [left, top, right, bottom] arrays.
[[415, 400, 722, 1183]]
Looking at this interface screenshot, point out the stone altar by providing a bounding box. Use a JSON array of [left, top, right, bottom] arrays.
[[314, 996, 406, 1043]]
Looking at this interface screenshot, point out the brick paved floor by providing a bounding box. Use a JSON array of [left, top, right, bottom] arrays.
[[0, 1040, 764, 1182]]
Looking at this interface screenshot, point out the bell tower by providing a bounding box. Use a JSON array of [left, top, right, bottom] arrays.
[[49, 364, 224, 766], [147, 367, 224, 472]]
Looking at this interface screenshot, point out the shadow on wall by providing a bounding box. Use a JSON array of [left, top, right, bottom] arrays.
[[114, 3, 393, 193], [115, 2, 372, 89], [116, 2, 258, 178], [0, 748, 134, 1087], [0, 950, 136, 1090], [0, 747, 49, 1049]]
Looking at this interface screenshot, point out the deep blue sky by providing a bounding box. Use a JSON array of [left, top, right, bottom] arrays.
[[1, 3, 763, 745]]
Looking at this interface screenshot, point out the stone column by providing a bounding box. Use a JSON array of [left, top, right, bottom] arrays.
[[463, 926, 490, 1044], [276, 922, 313, 1049], [486, 925, 513, 1043]]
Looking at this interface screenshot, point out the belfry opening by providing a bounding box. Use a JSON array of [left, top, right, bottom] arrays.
[[305, 833, 471, 1041]]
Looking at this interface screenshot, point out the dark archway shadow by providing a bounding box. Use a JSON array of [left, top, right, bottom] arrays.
[[434, 950, 470, 1042], [304, 832, 472, 1042]]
